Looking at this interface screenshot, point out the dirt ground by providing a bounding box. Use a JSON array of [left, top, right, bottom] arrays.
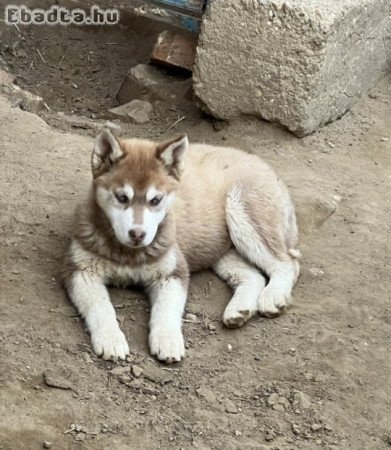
[[0, 5, 391, 450]]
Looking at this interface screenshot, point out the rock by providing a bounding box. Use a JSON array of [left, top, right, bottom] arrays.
[[42, 442, 52, 449], [108, 100, 153, 124], [291, 423, 301, 435], [311, 424, 322, 431], [133, 380, 161, 396], [0, 69, 16, 85], [278, 396, 290, 408], [194, 0, 391, 136], [75, 432, 86, 442], [131, 365, 143, 378], [207, 323, 216, 331], [116, 64, 192, 105], [44, 369, 73, 391], [110, 366, 130, 376], [267, 393, 279, 406], [293, 391, 311, 409], [185, 313, 198, 322], [141, 361, 173, 385], [224, 398, 239, 414], [196, 387, 219, 408], [151, 30, 197, 72], [272, 403, 285, 412], [295, 192, 339, 234], [1, 83, 44, 114], [265, 432, 275, 441], [309, 267, 324, 277]]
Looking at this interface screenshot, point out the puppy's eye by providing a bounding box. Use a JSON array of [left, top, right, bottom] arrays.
[[149, 196, 162, 206], [115, 193, 128, 204]]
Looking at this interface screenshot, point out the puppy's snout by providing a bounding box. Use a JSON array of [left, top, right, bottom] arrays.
[[129, 228, 146, 243]]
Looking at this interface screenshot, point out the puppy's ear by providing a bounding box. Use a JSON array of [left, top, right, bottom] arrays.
[[156, 134, 188, 180], [91, 129, 123, 177]]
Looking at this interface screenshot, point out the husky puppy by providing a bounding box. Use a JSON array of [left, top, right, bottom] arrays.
[[63, 130, 300, 363]]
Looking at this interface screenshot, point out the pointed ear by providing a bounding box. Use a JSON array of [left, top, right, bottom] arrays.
[[156, 134, 188, 180], [91, 129, 124, 177]]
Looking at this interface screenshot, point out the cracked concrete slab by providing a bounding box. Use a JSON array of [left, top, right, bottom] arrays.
[[193, 0, 391, 136]]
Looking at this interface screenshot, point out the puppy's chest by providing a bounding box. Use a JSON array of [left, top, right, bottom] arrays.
[[71, 240, 176, 286]]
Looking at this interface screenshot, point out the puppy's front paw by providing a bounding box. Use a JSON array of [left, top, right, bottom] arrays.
[[149, 328, 185, 364], [223, 296, 258, 328], [91, 325, 129, 362], [258, 286, 290, 318]]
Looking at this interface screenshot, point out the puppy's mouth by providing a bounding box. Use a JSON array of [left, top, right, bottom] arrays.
[[125, 240, 147, 249]]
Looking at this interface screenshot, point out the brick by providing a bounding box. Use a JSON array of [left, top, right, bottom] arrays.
[[151, 30, 197, 71]]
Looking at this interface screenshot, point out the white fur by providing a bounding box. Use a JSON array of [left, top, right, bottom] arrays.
[[70, 240, 177, 285], [96, 185, 175, 248], [147, 278, 187, 363], [141, 205, 168, 246], [68, 271, 129, 361], [68, 240, 183, 361], [146, 185, 160, 202], [226, 186, 298, 316], [121, 184, 134, 201], [213, 249, 266, 327]]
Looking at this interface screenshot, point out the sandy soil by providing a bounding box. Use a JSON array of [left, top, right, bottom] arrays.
[[0, 6, 391, 450]]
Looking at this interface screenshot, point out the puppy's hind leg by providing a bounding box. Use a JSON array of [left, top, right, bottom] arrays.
[[213, 249, 266, 328], [226, 186, 300, 317]]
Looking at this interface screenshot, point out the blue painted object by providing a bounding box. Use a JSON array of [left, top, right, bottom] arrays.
[[153, 0, 204, 13], [146, 0, 209, 32]]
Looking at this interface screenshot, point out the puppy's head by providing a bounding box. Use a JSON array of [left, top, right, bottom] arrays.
[[91, 129, 188, 248]]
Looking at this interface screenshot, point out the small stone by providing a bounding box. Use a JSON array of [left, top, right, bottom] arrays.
[[292, 423, 301, 434], [278, 396, 290, 408], [75, 432, 86, 442], [273, 403, 285, 412], [311, 424, 322, 431], [267, 393, 279, 406], [235, 430, 242, 437], [110, 366, 129, 376], [196, 387, 218, 407], [208, 323, 216, 331], [224, 398, 239, 414], [131, 365, 143, 378], [265, 432, 275, 441], [43, 442, 52, 449], [227, 344, 233, 351], [44, 369, 73, 391], [185, 313, 198, 322], [309, 267, 324, 277], [293, 391, 311, 409], [1, 83, 44, 114], [108, 100, 153, 124], [0, 69, 16, 84], [141, 361, 173, 385], [82, 352, 93, 364], [380, 137, 389, 142]]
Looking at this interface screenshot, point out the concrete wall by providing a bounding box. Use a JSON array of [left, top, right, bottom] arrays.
[[193, 0, 391, 136]]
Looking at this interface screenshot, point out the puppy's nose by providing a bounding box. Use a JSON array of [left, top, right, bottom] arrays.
[[129, 228, 146, 243]]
